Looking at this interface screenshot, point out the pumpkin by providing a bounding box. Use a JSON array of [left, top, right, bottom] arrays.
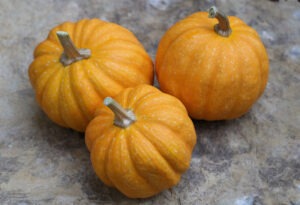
[[28, 19, 153, 132], [155, 6, 269, 120], [85, 84, 196, 198]]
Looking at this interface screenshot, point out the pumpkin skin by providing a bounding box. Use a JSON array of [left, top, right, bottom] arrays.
[[85, 84, 196, 198], [155, 8, 269, 120], [28, 19, 153, 132]]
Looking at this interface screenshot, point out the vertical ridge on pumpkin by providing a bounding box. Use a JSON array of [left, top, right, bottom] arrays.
[[225, 39, 244, 118], [236, 33, 269, 98], [86, 60, 123, 98], [90, 128, 116, 186], [84, 20, 110, 48], [136, 122, 192, 173], [92, 40, 153, 86], [237, 39, 262, 114], [58, 69, 88, 131], [106, 131, 156, 198], [126, 127, 180, 193], [73, 19, 89, 48], [29, 55, 60, 89], [200, 38, 223, 119], [178, 32, 213, 117], [70, 61, 102, 121], [40, 68, 67, 127], [76, 19, 100, 48], [205, 40, 240, 119]]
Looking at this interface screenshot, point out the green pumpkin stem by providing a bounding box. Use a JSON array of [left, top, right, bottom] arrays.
[[56, 31, 91, 66], [208, 6, 232, 37], [104, 97, 136, 128]]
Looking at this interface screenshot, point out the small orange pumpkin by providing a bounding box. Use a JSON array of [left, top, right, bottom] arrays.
[[155, 7, 269, 120], [28, 19, 153, 132], [85, 84, 196, 198]]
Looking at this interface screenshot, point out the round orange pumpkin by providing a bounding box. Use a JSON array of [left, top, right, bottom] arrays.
[[155, 7, 269, 120], [85, 84, 196, 198], [28, 19, 153, 132]]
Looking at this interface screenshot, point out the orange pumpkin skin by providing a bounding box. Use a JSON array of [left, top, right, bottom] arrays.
[[155, 11, 269, 120], [28, 19, 153, 132], [85, 84, 196, 198]]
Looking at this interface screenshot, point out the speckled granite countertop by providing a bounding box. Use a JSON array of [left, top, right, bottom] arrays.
[[0, 0, 299, 204]]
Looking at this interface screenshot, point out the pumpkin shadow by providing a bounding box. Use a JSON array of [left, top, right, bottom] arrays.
[[191, 114, 250, 163]]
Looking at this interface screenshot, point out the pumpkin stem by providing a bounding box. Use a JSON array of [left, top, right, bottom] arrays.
[[208, 6, 232, 37], [104, 97, 136, 128], [56, 31, 91, 66]]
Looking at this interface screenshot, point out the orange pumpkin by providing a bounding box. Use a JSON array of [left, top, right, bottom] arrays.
[[85, 84, 196, 198], [28, 19, 153, 132], [155, 7, 269, 120]]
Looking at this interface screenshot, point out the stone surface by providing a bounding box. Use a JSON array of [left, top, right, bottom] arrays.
[[0, 0, 299, 204]]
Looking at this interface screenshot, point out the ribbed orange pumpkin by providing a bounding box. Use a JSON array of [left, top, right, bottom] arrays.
[[155, 7, 269, 120], [28, 19, 153, 131], [85, 84, 196, 198]]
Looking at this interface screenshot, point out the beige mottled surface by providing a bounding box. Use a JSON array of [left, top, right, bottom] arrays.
[[0, 0, 299, 205]]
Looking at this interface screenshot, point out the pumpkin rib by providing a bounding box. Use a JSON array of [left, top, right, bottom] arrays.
[[86, 24, 140, 50], [91, 127, 116, 186], [239, 33, 269, 97], [80, 61, 105, 99], [224, 39, 244, 118], [216, 40, 242, 118], [86, 61, 121, 98], [69, 62, 95, 121], [130, 92, 168, 113], [132, 124, 181, 176], [92, 38, 144, 52], [116, 86, 132, 108], [92, 39, 152, 72], [239, 36, 264, 99], [126, 127, 180, 192], [157, 28, 213, 77], [92, 57, 145, 89], [40, 68, 67, 127], [236, 34, 268, 96], [102, 54, 150, 85], [89, 58, 125, 96], [28, 55, 60, 87], [33, 41, 61, 58], [156, 14, 214, 68], [92, 40, 152, 74], [230, 38, 261, 117], [177, 34, 214, 116], [139, 116, 193, 150], [72, 60, 107, 120], [81, 19, 109, 48], [106, 131, 156, 197], [200, 37, 224, 119], [73, 19, 89, 48], [134, 123, 190, 174], [58, 69, 88, 131], [38, 64, 61, 102], [85, 115, 113, 151], [125, 130, 162, 191], [136, 95, 187, 116], [35, 63, 62, 104], [125, 86, 157, 109]]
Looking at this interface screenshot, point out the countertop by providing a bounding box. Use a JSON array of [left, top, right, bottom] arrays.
[[0, 0, 299, 204]]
